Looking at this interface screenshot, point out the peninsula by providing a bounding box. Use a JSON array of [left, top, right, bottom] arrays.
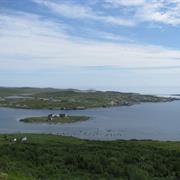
[[0, 87, 176, 110]]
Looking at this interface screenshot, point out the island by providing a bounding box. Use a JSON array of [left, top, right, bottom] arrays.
[[0, 87, 177, 110], [20, 114, 90, 124]]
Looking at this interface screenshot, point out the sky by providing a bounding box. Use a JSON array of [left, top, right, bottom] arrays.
[[1, 0, 180, 94]]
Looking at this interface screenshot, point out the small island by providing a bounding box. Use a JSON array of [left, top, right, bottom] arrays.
[[20, 113, 90, 124]]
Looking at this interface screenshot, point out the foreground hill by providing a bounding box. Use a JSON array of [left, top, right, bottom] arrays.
[[0, 134, 179, 179], [0, 87, 175, 109]]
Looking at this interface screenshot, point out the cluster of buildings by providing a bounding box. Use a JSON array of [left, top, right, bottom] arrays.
[[48, 113, 67, 121], [10, 136, 27, 143]]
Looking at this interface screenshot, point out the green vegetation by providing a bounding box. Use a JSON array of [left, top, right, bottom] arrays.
[[0, 134, 179, 179], [20, 115, 90, 124], [0, 87, 176, 109], [0, 87, 59, 97]]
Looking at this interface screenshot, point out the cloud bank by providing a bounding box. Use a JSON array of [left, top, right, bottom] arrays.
[[1, 9, 180, 71], [1, 0, 180, 92]]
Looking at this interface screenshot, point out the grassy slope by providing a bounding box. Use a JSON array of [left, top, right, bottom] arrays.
[[0, 87, 59, 97], [20, 116, 90, 124], [0, 134, 179, 180], [0, 87, 175, 109]]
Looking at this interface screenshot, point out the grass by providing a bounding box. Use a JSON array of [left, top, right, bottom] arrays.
[[0, 134, 179, 179], [0, 87, 176, 110], [20, 115, 90, 124]]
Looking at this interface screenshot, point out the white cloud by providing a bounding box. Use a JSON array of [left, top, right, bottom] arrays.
[[81, 28, 133, 42], [32, 0, 180, 26], [1, 11, 180, 71], [0, 11, 68, 38], [32, 0, 135, 26], [135, 1, 180, 25], [32, 0, 94, 19], [105, 0, 180, 26], [105, 0, 145, 7]]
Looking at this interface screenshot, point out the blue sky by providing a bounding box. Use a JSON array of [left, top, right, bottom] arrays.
[[1, 0, 180, 93]]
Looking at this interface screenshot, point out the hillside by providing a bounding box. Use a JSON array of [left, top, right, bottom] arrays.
[[0, 134, 179, 179]]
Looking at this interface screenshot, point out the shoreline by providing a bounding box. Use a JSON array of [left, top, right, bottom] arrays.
[[0, 87, 177, 110], [0, 97, 177, 111]]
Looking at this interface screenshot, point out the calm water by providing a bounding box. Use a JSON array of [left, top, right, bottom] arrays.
[[0, 101, 180, 141]]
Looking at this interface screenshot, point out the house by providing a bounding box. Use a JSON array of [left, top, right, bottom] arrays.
[[76, 106, 86, 110], [9, 138, 17, 142], [48, 114, 53, 121], [52, 114, 60, 118], [39, 98, 49, 101], [21, 137, 27, 142], [12, 138, 17, 142]]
